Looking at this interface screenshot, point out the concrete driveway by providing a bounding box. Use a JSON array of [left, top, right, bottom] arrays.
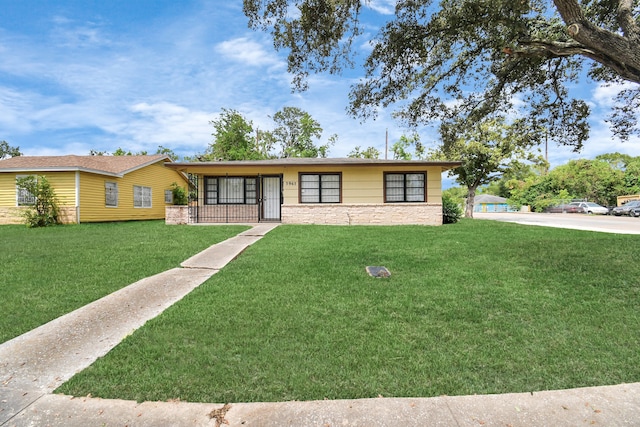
[[474, 212, 640, 234]]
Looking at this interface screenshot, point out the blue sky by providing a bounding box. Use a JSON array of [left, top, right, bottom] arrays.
[[1, 0, 638, 172]]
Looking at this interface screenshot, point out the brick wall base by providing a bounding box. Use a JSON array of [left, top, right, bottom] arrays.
[[0, 206, 77, 225], [0, 207, 23, 225], [281, 203, 443, 225], [166, 206, 189, 225]]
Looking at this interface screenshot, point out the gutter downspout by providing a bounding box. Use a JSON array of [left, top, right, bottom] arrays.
[[75, 171, 80, 224]]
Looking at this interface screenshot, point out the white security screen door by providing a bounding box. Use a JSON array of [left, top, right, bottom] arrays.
[[261, 176, 281, 221]]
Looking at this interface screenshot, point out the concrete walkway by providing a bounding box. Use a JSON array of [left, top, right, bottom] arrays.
[[2, 223, 640, 426]]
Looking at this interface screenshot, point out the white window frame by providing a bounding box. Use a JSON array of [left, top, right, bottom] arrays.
[[16, 175, 37, 206], [203, 176, 258, 205], [105, 182, 119, 207], [384, 172, 426, 203], [299, 173, 341, 204], [164, 189, 173, 204], [133, 185, 152, 208]]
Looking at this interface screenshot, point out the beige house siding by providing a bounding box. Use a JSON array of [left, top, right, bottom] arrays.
[[174, 160, 453, 226], [279, 165, 443, 205]]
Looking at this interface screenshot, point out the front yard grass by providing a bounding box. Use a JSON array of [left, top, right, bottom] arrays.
[[0, 221, 249, 343], [56, 220, 640, 403]]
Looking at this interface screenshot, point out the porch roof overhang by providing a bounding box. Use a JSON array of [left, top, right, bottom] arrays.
[[165, 158, 462, 173]]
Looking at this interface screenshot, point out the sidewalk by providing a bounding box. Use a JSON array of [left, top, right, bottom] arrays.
[[2, 223, 639, 426]]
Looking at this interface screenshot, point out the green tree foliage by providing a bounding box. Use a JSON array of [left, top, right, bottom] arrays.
[[347, 146, 381, 159], [272, 106, 335, 158], [244, 0, 640, 146], [198, 107, 333, 161], [430, 117, 538, 218], [483, 161, 545, 199], [155, 146, 180, 161], [390, 133, 424, 160], [16, 176, 60, 227], [89, 146, 180, 161], [0, 140, 22, 159], [505, 154, 640, 211], [203, 108, 269, 161]]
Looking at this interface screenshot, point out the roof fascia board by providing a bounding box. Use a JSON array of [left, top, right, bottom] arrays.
[[0, 166, 123, 177]]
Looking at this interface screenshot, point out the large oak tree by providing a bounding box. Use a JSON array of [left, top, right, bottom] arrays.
[[244, 0, 640, 148]]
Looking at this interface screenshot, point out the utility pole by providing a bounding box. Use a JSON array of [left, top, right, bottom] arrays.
[[385, 128, 388, 160]]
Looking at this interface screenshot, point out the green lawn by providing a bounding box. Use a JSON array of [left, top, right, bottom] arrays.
[[0, 221, 249, 343], [56, 220, 640, 403]]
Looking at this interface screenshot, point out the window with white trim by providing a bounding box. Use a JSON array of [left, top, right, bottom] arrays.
[[204, 177, 257, 205], [16, 175, 36, 206], [164, 189, 173, 204], [133, 185, 152, 208], [105, 182, 118, 207], [384, 172, 426, 202], [300, 173, 341, 203]]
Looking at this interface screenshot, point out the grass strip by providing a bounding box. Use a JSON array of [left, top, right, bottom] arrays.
[[0, 221, 249, 343]]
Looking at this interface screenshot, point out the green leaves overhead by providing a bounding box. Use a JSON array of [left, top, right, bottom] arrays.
[[244, 0, 640, 146]]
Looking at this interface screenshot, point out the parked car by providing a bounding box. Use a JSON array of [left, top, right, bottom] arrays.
[[543, 204, 586, 214], [569, 201, 609, 215], [611, 200, 640, 216]]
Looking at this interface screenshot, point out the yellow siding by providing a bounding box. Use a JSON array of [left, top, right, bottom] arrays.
[[0, 162, 186, 224], [0, 172, 76, 207], [0, 173, 19, 207], [79, 162, 186, 222]]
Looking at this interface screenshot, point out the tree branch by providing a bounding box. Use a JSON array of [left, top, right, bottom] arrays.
[[552, 0, 640, 84], [617, 0, 640, 41]]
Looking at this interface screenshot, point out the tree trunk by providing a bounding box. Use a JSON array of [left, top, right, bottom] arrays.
[[465, 186, 477, 219]]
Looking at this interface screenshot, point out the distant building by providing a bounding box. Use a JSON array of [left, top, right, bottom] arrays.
[[472, 194, 515, 213]]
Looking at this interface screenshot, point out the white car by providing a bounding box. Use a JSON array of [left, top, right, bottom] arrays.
[[570, 202, 609, 215]]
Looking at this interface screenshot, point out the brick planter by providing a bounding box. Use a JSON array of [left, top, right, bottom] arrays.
[[165, 206, 189, 225]]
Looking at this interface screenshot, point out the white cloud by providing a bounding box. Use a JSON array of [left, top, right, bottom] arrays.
[[215, 37, 283, 68], [113, 102, 214, 153], [366, 0, 396, 15], [591, 81, 637, 107]]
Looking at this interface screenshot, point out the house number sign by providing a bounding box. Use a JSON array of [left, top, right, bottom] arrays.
[[285, 181, 297, 187]]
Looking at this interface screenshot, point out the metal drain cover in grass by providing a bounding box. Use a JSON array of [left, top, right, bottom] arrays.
[[366, 266, 391, 278]]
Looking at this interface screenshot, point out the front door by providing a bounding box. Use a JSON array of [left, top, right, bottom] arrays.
[[261, 176, 281, 221]]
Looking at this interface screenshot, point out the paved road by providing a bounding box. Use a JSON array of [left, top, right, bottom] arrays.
[[474, 212, 640, 234]]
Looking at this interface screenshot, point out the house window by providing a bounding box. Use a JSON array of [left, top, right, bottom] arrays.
[[105, 182, 118, 207], [300, 173, 341, 203], [164, 189, 173, 204], [133, 185, 152, 208], [384, 172, 426, 202], [204, 177, 257, 205], [16, 175, 36, 206]]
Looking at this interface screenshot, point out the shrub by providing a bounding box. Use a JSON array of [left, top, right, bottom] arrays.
[[442, 193, 462, 224], [171, 182, 188, 205], [16, 175, 61, 227]]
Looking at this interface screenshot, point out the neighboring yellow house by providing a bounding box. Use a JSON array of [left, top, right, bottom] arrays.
[[0, 155, 188, 224], [165, 158, 461, 225]]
